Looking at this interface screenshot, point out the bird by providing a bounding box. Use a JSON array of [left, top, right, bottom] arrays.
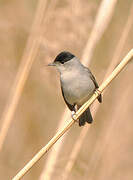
[[48, 51, 102, 126]]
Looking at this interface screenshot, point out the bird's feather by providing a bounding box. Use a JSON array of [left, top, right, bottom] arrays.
[[78, 106, 93, 126], [87, 68, 102, 103], [61, 85, 75, 111]]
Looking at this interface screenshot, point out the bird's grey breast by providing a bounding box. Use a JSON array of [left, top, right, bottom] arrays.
[[60, 70, 95, 105]]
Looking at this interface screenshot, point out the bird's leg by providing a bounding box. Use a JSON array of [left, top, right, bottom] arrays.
[[71, 105, 79, 123], [71, 111, 76, 120]]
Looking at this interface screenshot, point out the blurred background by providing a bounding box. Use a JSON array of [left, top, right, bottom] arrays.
[[0, 0, 133, 179]]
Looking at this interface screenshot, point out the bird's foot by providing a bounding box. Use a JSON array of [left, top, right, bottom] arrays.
[[71, 111, 78, 123], [95, 89, 101, 96]]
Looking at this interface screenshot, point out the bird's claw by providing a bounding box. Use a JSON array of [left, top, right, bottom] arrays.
[[95, 89, 101, 96], [71, 111, 78, 122]]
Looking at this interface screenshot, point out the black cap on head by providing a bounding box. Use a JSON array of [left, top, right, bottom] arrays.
[[54, 51, 75, 64]]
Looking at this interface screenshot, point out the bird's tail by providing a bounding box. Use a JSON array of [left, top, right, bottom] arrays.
[[78, 107, 93, 126]]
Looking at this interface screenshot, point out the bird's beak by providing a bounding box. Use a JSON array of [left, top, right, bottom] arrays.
[[48, 62, 56, 66]]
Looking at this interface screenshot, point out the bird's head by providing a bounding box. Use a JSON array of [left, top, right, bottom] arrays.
[[48, 51, 76, 72]]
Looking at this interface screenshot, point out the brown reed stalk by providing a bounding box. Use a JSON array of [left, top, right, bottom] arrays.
[[83, 87, 131, 180], [12, 49, 133, 180], [82, 0, 117, 65], [38, 1, 72, 180], [62, 3, 133, 179], [40, 1, 118, 179], [39, 109, 70, 180], [95, 87, 132, 180], [0, 0, 48, 151]]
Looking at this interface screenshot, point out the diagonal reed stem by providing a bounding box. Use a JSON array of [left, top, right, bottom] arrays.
[[12, 49, 133, 180]]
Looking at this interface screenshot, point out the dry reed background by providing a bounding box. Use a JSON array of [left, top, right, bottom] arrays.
[[0, 0, 133, 180]]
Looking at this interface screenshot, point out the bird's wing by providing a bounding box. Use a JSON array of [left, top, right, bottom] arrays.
[[61, 85, 75, 111], [85, 67, 102, 103]]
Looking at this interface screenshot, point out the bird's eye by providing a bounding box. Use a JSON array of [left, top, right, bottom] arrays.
[[60, 61, 65, 64]]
